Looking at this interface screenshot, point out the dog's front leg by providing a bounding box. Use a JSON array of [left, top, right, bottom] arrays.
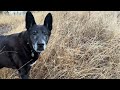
[[18, 65, 31, 79]]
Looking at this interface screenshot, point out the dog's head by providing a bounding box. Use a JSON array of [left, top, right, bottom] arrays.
[[25, 11, 53, 53]]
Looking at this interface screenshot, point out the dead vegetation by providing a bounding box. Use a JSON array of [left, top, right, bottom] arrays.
[[0, 11, 120, 79]]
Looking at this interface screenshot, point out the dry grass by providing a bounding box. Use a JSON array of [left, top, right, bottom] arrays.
[[0, 11, 120, 79]]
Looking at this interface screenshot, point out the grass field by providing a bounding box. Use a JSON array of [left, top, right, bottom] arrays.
[[0, 11, 120, 79]]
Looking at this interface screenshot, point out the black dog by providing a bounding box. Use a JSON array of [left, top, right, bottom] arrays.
[[0, 11, 53, 79]]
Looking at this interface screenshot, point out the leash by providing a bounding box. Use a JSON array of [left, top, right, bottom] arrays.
[[8, 59, 33, 79]]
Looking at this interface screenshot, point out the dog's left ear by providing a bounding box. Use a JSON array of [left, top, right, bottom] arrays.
[[44, 13, 53, 31]]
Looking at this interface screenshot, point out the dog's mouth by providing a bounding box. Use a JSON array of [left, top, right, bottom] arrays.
[[37, 51, 41, 54], [35, 49, 43, 55], [35, 44, 44, 54], [33, 43, 46, 54]]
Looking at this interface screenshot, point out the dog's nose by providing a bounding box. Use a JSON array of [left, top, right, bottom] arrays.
[[37, 43, 44, 47]]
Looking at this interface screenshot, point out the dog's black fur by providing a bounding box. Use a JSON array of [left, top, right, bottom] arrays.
[[0, 11, 53, 79]]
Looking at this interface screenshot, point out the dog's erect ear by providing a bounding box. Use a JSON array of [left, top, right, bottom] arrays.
[[44, 13, 53, 31], [26, 11, 36, 30]]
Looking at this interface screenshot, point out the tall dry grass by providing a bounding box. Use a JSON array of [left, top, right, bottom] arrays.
[[0, 11, 120, 79]]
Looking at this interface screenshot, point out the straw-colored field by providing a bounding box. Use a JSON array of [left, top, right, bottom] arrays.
[[0, 11, 120, 79]]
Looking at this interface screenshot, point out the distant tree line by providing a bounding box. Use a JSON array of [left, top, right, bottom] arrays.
[[0, 11, 27, 15]]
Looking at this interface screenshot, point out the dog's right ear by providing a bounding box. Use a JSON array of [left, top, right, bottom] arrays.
[[44, 13, 53, 31], [26, 11, 36, 30]]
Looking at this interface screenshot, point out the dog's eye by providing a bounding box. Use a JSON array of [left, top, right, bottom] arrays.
[[33, 31, 38, 35], [42, 31, 48, 35]]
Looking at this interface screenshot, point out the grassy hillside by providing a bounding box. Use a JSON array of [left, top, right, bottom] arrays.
[[0, 11, 120, 79]]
